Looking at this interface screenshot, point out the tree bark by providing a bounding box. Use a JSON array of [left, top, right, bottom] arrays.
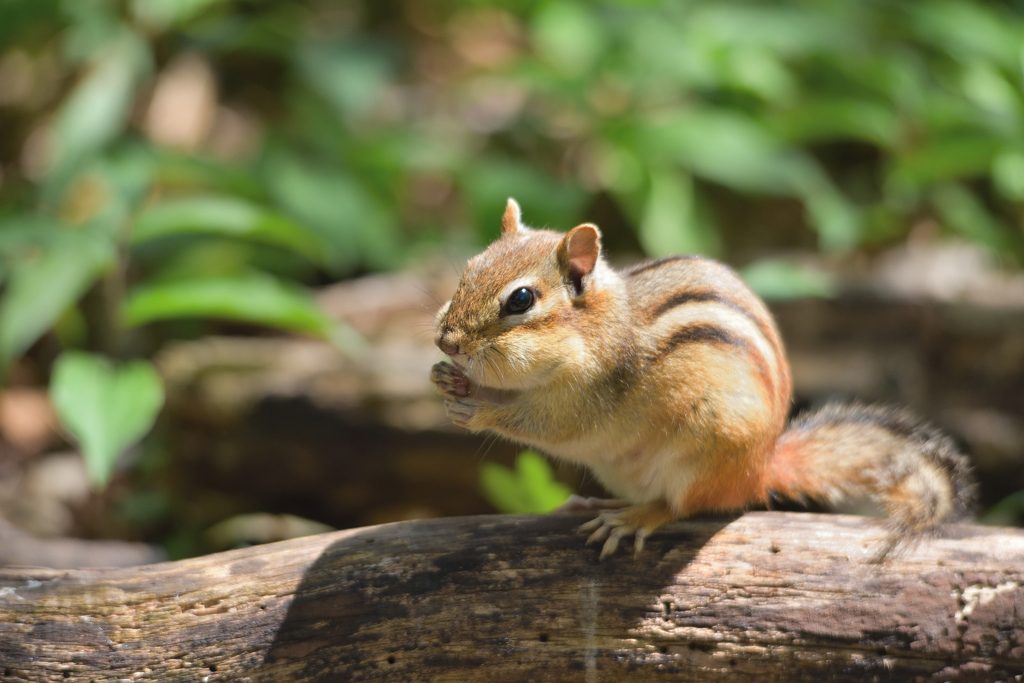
[[1, 512, 1022, 682]]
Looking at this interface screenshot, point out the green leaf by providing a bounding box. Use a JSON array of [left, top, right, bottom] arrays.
[[687, 4, 854, 55], [481, 461, 528, 513], [50, 352, 164, 489], [0, 223, 116, 369], [910, 0, 1021, 68], [123, 274, 339, 339], [992, 152, 1024, 201], [641, 111, 788, 193], [533, 1, 606, 76], [90, 144, 159, 211], [131, 0, 233, 30], [133, 195, 329, 265], [60, 1, 123, 65], [141, 241, 251, 282], [960, 62, 1022, 125], [719, 47, 797, 103], [889, 136, 1003, 192], [263, 152, 400, 273], [153, 154, 265, 200], [0, 216, 63, 257], [931, 183, 1022, 261], [739, 259, 838, 301], [639, 169, 720, 257], [0, 0, 63, 50], [639, 111, 861, 250], [980, 491, 1024, 526], [480, 451, 572, 514], [53, 305, 89, 350], [297, 42, 393, 118], [797, 179, 863, 252], [626, 13, 708, 86], [775, 99, 901, 147], [49, 31, 151, 184]]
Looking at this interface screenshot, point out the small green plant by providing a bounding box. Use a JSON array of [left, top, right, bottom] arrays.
[[480, 450, 573, 514], [981, 492, 1024, 527], [0, 152, 361, 488], [0, 161, 351, 373], [49, 351, 164, 489]]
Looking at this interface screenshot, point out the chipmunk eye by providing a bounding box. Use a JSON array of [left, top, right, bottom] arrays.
[[504, 287, 535, 314]]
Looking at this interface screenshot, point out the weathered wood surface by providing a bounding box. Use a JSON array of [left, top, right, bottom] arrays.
[[1, 512, 1022, 682]]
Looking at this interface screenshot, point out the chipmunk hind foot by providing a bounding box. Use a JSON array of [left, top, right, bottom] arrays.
[[579, 501, 678, 560]]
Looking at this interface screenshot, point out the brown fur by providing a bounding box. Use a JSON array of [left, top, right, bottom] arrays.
[[432, 201, 974, 556], [772, 403, 976, 535]]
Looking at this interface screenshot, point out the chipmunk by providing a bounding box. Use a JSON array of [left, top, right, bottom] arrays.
[[431, 199, 976, 558]]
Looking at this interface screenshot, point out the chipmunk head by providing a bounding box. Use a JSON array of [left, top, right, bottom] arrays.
[[435, 198, 617, 390]]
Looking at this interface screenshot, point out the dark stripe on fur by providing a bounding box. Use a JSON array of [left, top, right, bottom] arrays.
[[652, 323, 740, 357], [646, 288, 785, 406], [625, 255, 702, 277], [649, 323, 774, 396], [647, 288, 778, 354], [649, 289, 726, 319]]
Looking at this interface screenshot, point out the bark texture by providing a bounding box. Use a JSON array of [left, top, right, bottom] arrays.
[[1, 512, 1022, 682]]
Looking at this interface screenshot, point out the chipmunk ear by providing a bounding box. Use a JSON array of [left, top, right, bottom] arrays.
[[501, 198, 523, 235], [559, 223, 601, 293]]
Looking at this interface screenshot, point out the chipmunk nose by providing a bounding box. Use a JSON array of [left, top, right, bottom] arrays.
[[438, 338, 459, 357], [436, 329, 462, 357]]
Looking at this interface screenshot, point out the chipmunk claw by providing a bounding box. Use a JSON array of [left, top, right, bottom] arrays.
[[580, 510, 638, 559], [431, 362, 469, 397], [603, 525, 642, 559], [578, 503, 675, 559], [443, 396, 483, 428]]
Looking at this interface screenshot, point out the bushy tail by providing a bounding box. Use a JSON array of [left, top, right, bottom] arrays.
[[768, 404, 976, 537]]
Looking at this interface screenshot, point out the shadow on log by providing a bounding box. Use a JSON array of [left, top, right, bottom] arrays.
[[1, 512, 1022, 681]]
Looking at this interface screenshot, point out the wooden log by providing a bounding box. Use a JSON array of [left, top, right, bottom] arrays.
[[1, 512, 1022, 682]]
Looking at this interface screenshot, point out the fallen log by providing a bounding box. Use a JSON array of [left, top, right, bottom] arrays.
[[1, 512, 1022, 682]]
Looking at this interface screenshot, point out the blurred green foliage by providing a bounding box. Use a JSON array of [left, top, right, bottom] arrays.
[[481, 450, 572, 513], [981, 491, 1024, 527], [2, 1, 1023, 349], [49, 351, 164, 488], [2, 0, 1024, 503]]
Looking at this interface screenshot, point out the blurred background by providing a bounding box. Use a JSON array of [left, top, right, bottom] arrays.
[[2, 0, 1024, 566]]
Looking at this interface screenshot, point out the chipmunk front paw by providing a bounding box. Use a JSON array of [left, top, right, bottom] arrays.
[[443, 396, 485, 429], [431, 361, 469, 397]]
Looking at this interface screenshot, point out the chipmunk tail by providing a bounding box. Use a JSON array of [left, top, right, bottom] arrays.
[[767, 403, 976, 538]]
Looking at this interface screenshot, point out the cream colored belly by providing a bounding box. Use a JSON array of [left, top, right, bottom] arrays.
[[531, 430, 701, 508]]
